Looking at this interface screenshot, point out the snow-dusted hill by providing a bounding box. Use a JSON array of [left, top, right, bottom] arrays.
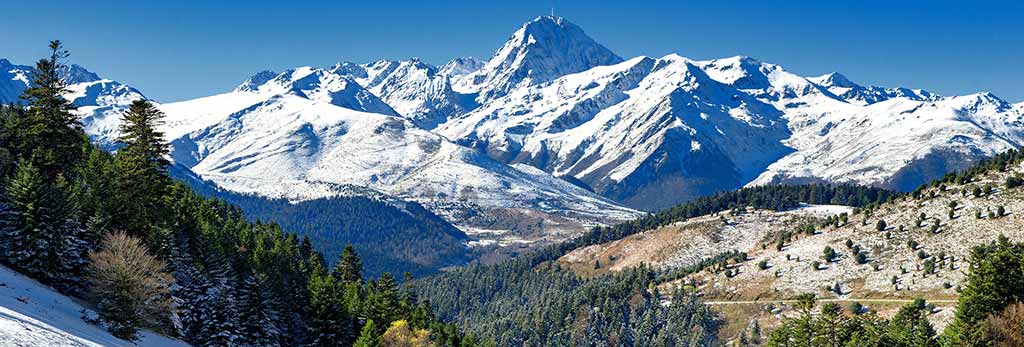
[[0, 265, 188, 347]]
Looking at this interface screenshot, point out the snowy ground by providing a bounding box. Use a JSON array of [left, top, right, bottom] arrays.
[[0, 265, 189, 347]]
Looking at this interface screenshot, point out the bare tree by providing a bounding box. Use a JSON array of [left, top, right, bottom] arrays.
[[985, 302, 1024, 347], [86, 231, 174, 340]]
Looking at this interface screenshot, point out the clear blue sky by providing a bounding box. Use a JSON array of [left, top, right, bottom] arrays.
[[3, 0, 1022, 102]]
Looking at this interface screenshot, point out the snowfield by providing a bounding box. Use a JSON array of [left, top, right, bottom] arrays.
[[0, 265, 189, 347]]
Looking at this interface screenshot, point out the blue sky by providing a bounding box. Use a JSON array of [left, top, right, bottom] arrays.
[[3, 0, 1022, 102]]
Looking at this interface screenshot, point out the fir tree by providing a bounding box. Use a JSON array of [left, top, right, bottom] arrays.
[[16, 41, 84, 180], [333, 244, 364, 284], [307, 264, 355, 346], [354, 320, 381, 347], [236, 271, 284, 347], [200, 285, 241, 347], [0, 162, 83, 286], [113, 99, 171, 248], [369, 272, 403, 328]]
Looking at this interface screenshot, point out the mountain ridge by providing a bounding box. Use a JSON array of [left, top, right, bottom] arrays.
[[3, 15, 1021, 247]]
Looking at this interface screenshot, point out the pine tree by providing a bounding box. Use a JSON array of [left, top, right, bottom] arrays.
[[368, 272, 402, 328], [0, 162, 83, 285], [236, 271, 283, 347], [171, 255, 210, 343], [199, 285, 241, 347], [113, 99, 171, 247], [333, 245, 364, 284], [16, 41, 84, 180], [354, 320, 381, 347], [307, 263, 355, 346], [72, 146, 117, 248]]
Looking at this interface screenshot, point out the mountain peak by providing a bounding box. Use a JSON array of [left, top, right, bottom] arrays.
[[235, 70, 279, 92], [813, 72, 857, 88], [522, 15, 570, 32], [457, 16, 623, 99], [439, 57, 484, 79], [61, 64, 101, 84]]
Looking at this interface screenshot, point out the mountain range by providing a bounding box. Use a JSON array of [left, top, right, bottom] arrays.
[[3, 15, 1023, 247]]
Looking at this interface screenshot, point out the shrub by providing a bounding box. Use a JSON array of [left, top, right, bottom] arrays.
[[876, 220, 887, 231], [823, 246, 837, 262], [86, 231, 174, 340], [811, 261, 821, 271], [849, 302, 864, 315], [855, 252, 868, 264], [1004, 176, 1024, 189], [758, 260, 769, 270]]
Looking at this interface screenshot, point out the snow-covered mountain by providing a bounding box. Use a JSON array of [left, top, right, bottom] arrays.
[[438, 57, 485, 80], [158, 89, 639, 244], [439, 55, 794, 210], [435, 20, 1024, 211], [1, 58, 145, 148], [808, 72, 939, 106], [0, 58, 35, 103], [453, 16, 623, 100], [7, 14, 1023, 242]]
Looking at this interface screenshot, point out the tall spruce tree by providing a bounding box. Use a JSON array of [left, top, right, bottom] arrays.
[[368, 272, 402, 329], [113, 99, 171, 248], [354, 320, 381, 347], [0, 105, 23, 178], [333, 245, 364, 284], [0, 162, 83, 286], [17, 40, 84, 180], [307, 263, 355, 346]]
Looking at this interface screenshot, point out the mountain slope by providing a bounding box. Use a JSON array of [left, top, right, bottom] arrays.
[[440, 55, 793, 210], [559, 150, 1024, 305], [162, 93, 639, 247], [439, 38, 1024, 210], [0, 265, 188, 347], [171, 164, 471, 277], [359, 59, 478, 129]]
